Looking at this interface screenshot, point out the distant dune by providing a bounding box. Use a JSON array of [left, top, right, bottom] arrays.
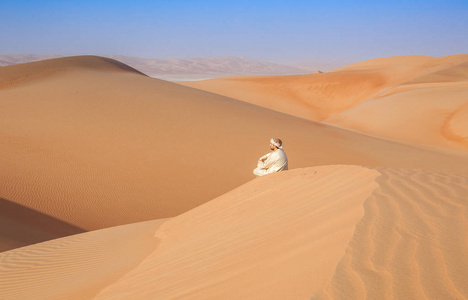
[[108, 55, 312, 78], [0, 54, 62, 66], [1, 165, 467, 299], [0, 54, 312, 80], [325, 56, 468, 151], [180, 55, 468, 152], [1, 56, 467, 252]]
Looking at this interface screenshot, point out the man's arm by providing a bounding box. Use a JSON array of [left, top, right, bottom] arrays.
[[258, 152, 278, 170], [258, 152, 271, 162]]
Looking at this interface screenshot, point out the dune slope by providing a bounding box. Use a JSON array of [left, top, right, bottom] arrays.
[[0, 197, 85, 252], [1, 56, 468, 252], [315, 167, 468, 299], [179, 55, 468, 151], [178, 55, 468, 121], [1, 165, 467, 299], [325, 58, 468, 151], [0, 55, 144, 90], [0, 219, 166, 299], [178, 70, 392, 121]]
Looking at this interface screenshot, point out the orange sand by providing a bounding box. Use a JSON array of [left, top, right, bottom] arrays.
[[2, 56, 467, 252], [1, 166, 467, 299], [180, 55, 468, 151], [1, 56, 468, 299]]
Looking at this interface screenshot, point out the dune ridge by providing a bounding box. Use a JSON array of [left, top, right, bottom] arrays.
[[0, 56, 144, 90], [325, 81, 468, 150], [179, 55, 468, 151], [325, 58, 468, 151], [0, 54, 312, 79], [179, 71, 391, 121], [3, 56, 468, 252], [443, 101, 468, 145], [0, 197, 85, 252], [0, 165, 467, 299], [0, 219, 167, 300], [179, 55, 468, 121], [314, 168, 468, 299], [94, 166, 379, 299]]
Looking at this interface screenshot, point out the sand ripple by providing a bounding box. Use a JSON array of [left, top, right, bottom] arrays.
[[315, 168, 468, 299], [0, 219, 166, 300], [4, 56, 468, 253], [1, 166, 467, 299]]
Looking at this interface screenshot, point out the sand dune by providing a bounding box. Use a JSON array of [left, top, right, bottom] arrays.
[[179, 55, 468, 151], [325, 80, 468, 151], [315, 167, 468, 299], [0, 55, 144, 90], [0, 54, 62, 67], [1, 165, 467, 299], [0, 219, 167, 299], [0, 54, 311, 79], [325, 57, 468, 151], [178, 55, 468, 121], [2, 55, 468, 299], [178, 71, 393, 121], [3, 56, 468, 252]]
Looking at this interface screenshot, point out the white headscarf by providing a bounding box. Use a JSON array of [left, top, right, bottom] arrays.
[[270, 138, 283, 149]]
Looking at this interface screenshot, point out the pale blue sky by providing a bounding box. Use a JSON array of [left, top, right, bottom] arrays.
[[1, 0, 467, 63]]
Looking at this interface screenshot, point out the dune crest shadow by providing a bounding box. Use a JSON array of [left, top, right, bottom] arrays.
[[0, 197, 86, 252]]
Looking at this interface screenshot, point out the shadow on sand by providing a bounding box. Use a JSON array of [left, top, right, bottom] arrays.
[[0, 197, 86, 252]]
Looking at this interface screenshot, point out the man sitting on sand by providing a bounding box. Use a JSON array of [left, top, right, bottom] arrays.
[[253, 138, 288, 177]]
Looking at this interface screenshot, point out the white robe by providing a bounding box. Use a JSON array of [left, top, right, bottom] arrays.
[[253, 149, 288, 177]]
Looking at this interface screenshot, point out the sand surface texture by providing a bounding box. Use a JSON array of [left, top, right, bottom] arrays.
[[2, 56, 467, 252], [1, 165, 467, 299], [1, 56, 468, 299], [180, 55, 468, 151]]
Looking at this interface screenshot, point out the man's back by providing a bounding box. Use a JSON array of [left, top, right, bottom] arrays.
[[267, 149, 288, 173]]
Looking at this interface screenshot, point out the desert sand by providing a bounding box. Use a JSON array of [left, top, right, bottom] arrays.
[[180, 55, 468, 152], [1, 55, 468, 299], [1, 166, 467, 299]]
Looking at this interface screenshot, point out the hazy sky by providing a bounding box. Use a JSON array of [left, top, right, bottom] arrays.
[[1, 0, 467, 64]]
